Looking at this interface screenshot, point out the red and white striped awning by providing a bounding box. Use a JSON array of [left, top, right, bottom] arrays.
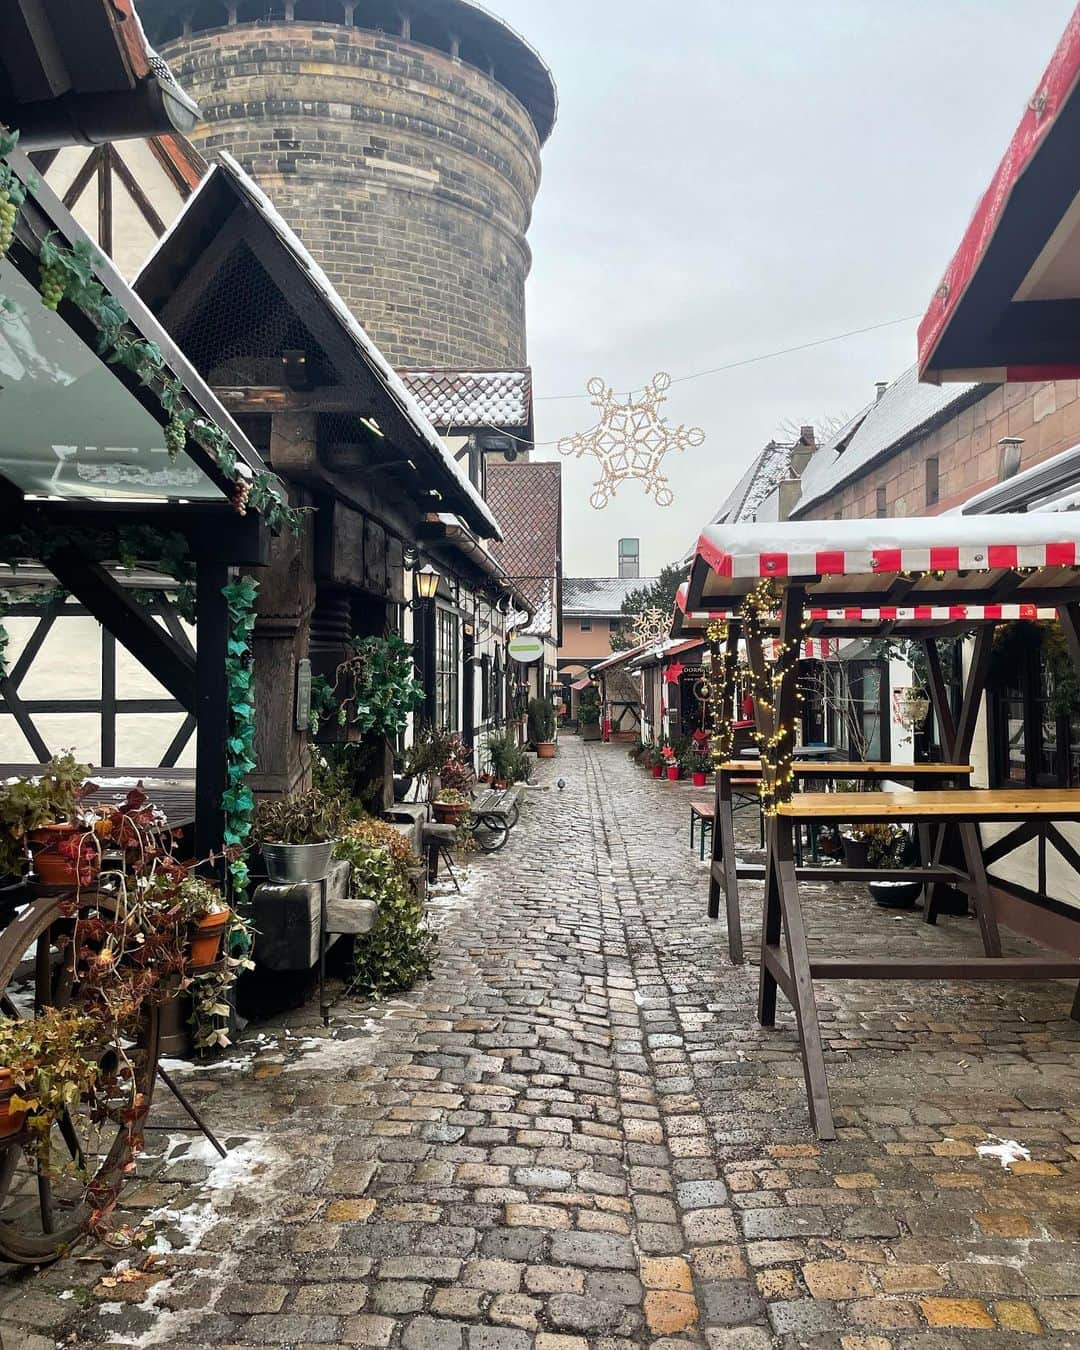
[[919, 8, 1080, 383], [687, 515, 1080, 609]]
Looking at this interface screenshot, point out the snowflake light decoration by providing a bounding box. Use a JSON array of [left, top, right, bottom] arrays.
[[557, 372, 705, 510], [629, 607, 670, 649]]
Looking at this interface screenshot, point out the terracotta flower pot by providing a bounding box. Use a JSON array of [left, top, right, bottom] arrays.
[[692, 772, 707, 787], [651, 765, 663, 779], [189, 911, 231, 969], [434, 801, 470, 826], [536, 742, 556, 760], [666, 766, 680, 781], [0, 1068, 26, 1139], [27, 823, 87, 886]]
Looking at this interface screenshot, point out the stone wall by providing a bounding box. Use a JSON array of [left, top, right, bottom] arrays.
[[160, 23, 543, 368], [798, 378, 1080, 520]]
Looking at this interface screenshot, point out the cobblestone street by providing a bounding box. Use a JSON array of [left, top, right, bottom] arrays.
[[5, 738, 1080, 1348]]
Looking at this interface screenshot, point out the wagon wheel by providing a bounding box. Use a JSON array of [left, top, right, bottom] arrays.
[[471, 815, 509, 854], [0, 893, 160, 1265], [504, 801, 520, 830]]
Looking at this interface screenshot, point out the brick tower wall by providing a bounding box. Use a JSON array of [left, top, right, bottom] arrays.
[[158, 23, 544, 369]]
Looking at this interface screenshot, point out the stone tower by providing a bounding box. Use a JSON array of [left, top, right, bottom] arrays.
[[136, 1, 556, 370]]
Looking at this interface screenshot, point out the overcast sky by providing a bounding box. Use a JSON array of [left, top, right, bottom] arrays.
[[491, 0, 1078, 578]]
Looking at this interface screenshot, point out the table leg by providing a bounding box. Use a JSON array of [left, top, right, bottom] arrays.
[[716, 775, 744, 962], [774, 821, 836, 1140], [708, 775, 723, 921], [959, 821, 1002, 958]]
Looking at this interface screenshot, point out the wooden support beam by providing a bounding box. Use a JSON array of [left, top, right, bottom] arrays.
[[809, 958, 1080, 980], [923, 637, 958, 760], [45, 549, 197, 713]]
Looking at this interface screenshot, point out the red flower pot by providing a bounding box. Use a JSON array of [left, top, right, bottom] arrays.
[[692, 772, 707, 787], [651, 765, 663, 779], [189, 911, 231, 969], [27, 823, 88, 886], [667, 766, 680, 781]]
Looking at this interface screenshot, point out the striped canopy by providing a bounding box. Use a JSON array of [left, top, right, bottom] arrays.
[[686, 515, 1080, 610]]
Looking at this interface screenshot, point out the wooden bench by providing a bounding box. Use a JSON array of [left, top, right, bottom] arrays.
[[690, 801, 714, 859]]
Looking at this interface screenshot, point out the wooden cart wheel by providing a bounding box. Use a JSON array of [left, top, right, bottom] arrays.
[[0, 893, 160, 1265]]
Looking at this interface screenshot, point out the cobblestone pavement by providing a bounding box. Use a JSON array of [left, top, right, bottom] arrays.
[[4, 739, 1080, 1348]]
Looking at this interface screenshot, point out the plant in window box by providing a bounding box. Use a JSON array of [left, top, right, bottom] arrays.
[[0, 752, 96, 886], [527, 698, 557, 759], [253, 788, 352, 884]]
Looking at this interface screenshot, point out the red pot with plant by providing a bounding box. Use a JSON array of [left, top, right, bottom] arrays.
[[661, 746, 680, 781], [27, 823, 86, 885], [190, 910, 231, 968], [650, 765, 662, 779], [433, 790, 471, 826], [666, 765, 680, 781], [692, 771, 707, 787], [0, 1068, 26, 1139]]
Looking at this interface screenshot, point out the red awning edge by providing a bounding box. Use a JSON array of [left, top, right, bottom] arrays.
[[917, 6, 1080, 383]]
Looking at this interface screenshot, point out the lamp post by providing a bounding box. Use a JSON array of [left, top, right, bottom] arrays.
[[411, 562, 442, 725]]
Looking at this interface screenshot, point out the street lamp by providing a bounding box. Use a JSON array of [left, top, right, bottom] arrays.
[[415, 565, 441, 603]]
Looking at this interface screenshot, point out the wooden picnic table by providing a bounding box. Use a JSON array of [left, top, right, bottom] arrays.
[[708, 761, 975, 963]]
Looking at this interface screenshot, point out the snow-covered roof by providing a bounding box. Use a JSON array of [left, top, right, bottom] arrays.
[[138, 155, 499, 540], [402, 370, 532, 430], [713, 441, 795, 525], [794, 366, 986, 515], [563, 576, 657, 618]]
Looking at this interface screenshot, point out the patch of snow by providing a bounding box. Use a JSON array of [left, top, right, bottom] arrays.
[[98, 1302, 124, 1316], [975, 1136, 1032, 1169]]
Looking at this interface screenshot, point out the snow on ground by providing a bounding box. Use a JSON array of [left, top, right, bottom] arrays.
[[976, 1135, 1033, 1169]]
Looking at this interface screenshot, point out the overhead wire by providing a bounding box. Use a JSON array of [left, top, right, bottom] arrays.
[[480, 311, 921, 447]]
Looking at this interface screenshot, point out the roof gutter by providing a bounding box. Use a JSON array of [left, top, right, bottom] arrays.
[[425, 517, 534, 618]]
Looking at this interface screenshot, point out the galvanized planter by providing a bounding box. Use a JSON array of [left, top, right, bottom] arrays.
[[262, 841, 334, 884]]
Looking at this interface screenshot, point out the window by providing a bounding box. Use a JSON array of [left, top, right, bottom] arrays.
[[876, 486, 887, 518], [925, 457, 939, 508], [480, 654, 491, 721], [580, 617, 592, 631], [435, 608, 459, 731], [991, 626, 1078, 788]]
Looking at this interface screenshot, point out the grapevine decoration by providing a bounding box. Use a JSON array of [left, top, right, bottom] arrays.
[[703, 619, 737, 764], [557, 372, 705, 510], [221, 576, 259, 907], [739, 580, 812, 816], [1, 123, 301, 536]]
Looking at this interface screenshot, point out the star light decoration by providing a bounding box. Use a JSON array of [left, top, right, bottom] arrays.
[[629, 607, 669, 649], [557, 372, 706, 510]]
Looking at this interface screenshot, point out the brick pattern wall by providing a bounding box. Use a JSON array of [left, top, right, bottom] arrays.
[[798, 379, 1080, 520], [160, 24, 542, 369]]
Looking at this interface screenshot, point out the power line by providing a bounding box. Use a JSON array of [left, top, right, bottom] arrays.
[[482, 310, 920, 446]]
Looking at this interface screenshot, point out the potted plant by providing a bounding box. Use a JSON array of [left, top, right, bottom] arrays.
[[661, 745, 681, 781], [0, 752, 94, 886], [687, 747, 712, 787], [528, 698, 557, 759], [0, 1009, 101, 1158], [433, 788, 471, 826], [578, 686, 603, 742], [642, 745, 663, 779], [841, 822, 920, 906], [181, 877, 233, 968], [253, 788, 351, 883]]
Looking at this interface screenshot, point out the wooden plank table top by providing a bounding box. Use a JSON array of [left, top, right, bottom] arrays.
[[716, 761, 973, 778], [777, 788, 1080, 822]]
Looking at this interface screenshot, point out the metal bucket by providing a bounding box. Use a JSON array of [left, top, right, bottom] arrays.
[[262, 841, 334, 884]]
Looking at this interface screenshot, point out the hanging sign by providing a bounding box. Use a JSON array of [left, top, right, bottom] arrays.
[[509, 635, 545, 665]]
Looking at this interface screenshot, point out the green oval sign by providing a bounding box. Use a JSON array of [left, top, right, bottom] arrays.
[[509, 635, 545, 665]]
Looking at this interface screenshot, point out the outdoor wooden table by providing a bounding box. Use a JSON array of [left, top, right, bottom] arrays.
[[708, 761, 974, 963], [682, 512, 1080, 1138]]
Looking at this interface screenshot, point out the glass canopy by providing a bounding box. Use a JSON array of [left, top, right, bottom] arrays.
[[0, 261, 221, 501]]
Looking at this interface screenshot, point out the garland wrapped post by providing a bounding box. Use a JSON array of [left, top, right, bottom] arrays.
[[705, 619, 738, 765], [220, 576, 259, 912]]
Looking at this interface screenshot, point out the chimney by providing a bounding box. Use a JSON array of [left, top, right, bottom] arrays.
[[799, 425, 816, 446], [875, 381, 888, 402]]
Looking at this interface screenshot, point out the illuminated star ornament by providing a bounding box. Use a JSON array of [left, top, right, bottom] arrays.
[[664, 659, 685, 686], [557, 372, 706, 510]]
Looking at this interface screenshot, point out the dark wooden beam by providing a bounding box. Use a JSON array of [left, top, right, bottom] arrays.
[[45, 549, 197, 713]]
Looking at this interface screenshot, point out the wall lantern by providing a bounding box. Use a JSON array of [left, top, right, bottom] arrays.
[[415, 565, 441, 602]]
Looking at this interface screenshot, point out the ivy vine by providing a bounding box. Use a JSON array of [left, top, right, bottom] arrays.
[[221, 577, 259, 903], [1, 124, 303, 537]]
